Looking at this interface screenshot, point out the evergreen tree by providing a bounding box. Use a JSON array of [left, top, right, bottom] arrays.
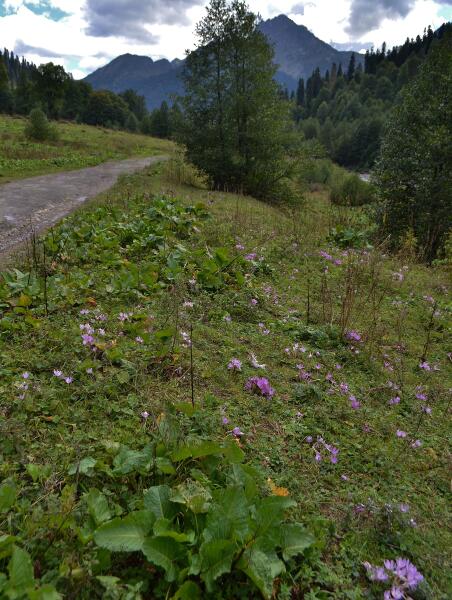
[[296, 78, 305, 106], [151, 101, 170, 138], [180, 0, 292, 199], [0, 54, 13, 113], [125, 112, 140, 132], [347, 52, 356, 81]]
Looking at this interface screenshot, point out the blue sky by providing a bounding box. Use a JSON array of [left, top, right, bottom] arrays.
[[0, 0, 450, 79]]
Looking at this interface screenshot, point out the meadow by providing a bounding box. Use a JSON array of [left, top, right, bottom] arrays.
[[0, 158, 450, 599], [0, 115, 173, 183]]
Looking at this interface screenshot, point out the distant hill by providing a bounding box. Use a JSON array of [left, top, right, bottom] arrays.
[[84, 14, 363, 109]]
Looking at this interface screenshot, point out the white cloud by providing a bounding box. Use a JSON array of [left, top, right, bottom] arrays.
[[0, 0, 448, 80]]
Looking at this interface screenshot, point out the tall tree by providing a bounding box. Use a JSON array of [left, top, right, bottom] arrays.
[[34, 63, 70, 118], [296, 78, 305, 106], [180, 0, 292, 199], [376, 33, 452, 260], [0, 54, 13, 113], [347, 52, 356, 81]]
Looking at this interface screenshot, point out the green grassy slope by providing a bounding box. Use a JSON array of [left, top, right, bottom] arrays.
[[0, 161, 450, 598], [0, 115, 174, 183]]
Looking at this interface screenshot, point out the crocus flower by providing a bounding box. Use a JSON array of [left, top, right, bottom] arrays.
[[250, 298, 258, 306], [64, 377, 73, 384], [411, 439, 422, 448], [399, 504, 410, 513], [350, 396, 361, 410], [396, 430, 407, 438], [135, 336, 144, 344], [228, 358, 242, 371], [232, 427, 244, 437], [419, 361, 431, 371], [22, 372, 30, 379], [53, 370, 63, 378], [245, 253, 257, 261], [141, 411, 149, 420], [389, 396, 401, 405], [245, 376, 275, 398]]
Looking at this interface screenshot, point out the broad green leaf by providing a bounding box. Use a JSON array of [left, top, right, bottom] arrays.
[[85, 489, 111, 526], [231, 464, 259, 500], [96, 576, 121, 590], [27, 584, 62, 600], [280, 523, 315, 561], [199, 540, 236, 591], [0, 482, 16, 513], [142, 537, 185, 582], [172, 580, 202, 599], [153, 518, 195, 543], [238, 548, 285, 600], [8, 546, 34, 591], [204, 487, 250, 543], [94, 511, 154, 552], [113, 445, 153, 475], [68, 457, 97, 476], [222, 441, 245, 464], [144, 486, 177, 520], [171, 441, 223, 462], [171, 481, 212, 514], [155, 457, 176, 475], [254, 496, 297, 548]]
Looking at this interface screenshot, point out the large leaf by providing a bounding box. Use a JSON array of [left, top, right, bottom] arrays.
[[280, 523, 315, 561], [204, 487, 251, 543], [8, 546, 34, 591], [238, 548, 285, 600], [112, 445, 153, 475], [172, 581, 202, 599], [254, 496, 296, 549], [85, 489, 111, 526], [94, 511, 154, 552], [144, 485, 177, 520], [171, 441, 223, 462], [27, 584, 62, 600], [142, 537, 185, 582], [0, 482, 16, 514], [199, 540, 236, 591], [171, 480, 212, 514], [153, 518, 195, 543]]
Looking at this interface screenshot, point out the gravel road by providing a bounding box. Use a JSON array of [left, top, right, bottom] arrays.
[[0, 155, 167, 257]]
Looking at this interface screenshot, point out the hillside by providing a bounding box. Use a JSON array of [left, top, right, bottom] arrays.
[[84, 15, 363, 108], [0, 159, 450, 597], [0, 115, 173, 182]]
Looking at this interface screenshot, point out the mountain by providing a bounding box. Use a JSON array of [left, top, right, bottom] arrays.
[[260, 15, 363, 86], [84, 15, 363, 109]]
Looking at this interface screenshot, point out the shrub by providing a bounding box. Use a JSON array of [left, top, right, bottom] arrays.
[[24, 108, 58, 142], [330, 173, 375, 206]]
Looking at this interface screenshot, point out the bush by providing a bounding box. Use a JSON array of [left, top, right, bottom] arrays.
[[24, 108, 58, 142], [330, 173, 375, 206]]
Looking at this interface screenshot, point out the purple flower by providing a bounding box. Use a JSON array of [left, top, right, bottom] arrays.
[[315, 452, 322, 462], [346, 330, 362, 342], [228, 358, 242, 371], [422, 406, 432, 415], [245, 253, 257, 261], [80, 309, 90, 315], [236, 243, 245, 251], [305, 436, 313, 443], [399, 503, 410, 513], [319, 250, 333, 261], [64, 377, 73, 384], [224, 315, 232, 323], [250, 298, 258, 306], [222, 416, 229, 425], [245, 376, 275, 398], [53, 370, 63, 378], [396, 430, 407, 438], [141, 411, 150, 420], [86, 368, 93, 375], [419, 361, 431, 371], [232, 426, 244, 437], [82, 334, 95, 346], [135, 336, 144, 344], [339, 382, 349, 395], [349, 395, 361, 410], [389, 396, 401, 406], [411, 439, 422, 448], [22, 372, 30, 379]]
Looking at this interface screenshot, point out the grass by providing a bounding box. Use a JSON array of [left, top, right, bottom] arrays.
[[0, 159, 450, 599], [0, 115, 174, 183]]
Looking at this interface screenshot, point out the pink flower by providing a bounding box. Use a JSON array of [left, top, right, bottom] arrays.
[[245, 376, 275, 398], [228, 358, 242, 371]]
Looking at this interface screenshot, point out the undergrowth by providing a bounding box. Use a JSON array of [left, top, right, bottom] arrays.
[[0, 162, 450, 599]]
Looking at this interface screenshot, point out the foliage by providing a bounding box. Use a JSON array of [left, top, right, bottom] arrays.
[[294, 23, 452, 169], [180, 0, 295, 201], [330, 173, 375, 207], [375, 32, 452, 261], [0, 161, 450, 598], [24, 108, 58, 142]]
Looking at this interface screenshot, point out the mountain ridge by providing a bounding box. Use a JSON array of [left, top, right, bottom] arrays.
[[84, 14, 363, 109]]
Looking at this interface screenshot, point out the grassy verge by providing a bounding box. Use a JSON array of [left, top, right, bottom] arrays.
[[0, 160, 450, 599], [0, 115, 174, 183]]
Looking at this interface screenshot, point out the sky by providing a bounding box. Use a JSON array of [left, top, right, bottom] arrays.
[[1, 0, 451, 79]]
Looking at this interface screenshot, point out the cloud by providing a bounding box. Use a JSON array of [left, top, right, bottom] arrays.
[[346, 0, 417, 36], [84, 0, 203, 42], [332, 40, 374, 51]]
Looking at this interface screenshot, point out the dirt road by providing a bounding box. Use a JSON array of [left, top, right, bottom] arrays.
[[0, 155, 167, 256]]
